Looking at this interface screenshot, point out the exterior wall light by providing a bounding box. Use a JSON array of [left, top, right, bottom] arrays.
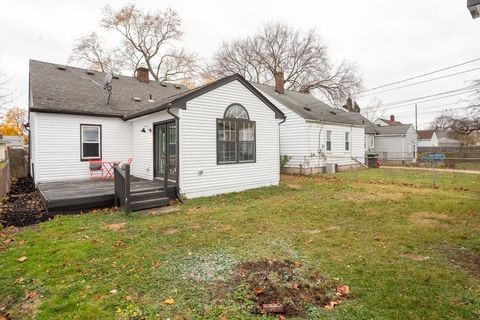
[[141, 125, 151, 133]]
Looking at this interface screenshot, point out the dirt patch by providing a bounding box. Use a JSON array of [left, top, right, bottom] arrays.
[[0, 178, 50, 227], [410, 211, 451, 228], [104, 222, 127, 232], [222, 260, 350, 317], [438, 246, 480, 280], [343, 191, 404, 203], [164, 228, 179, 234]]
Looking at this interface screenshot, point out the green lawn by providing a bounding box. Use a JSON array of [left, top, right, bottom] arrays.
[[1, 169, 479, 319]]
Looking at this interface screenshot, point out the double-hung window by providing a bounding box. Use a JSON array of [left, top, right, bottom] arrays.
[[81, 124, 101, 160], [345, 132, 350, 151], [326, 130, 332, 151], [217, 104, 255, 164]]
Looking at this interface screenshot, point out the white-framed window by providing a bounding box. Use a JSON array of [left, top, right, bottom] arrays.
[[81, 124, 101, 160], [326, 130, 332, 151], [217, 104, 255, 164], [345, 132, 350, 151]]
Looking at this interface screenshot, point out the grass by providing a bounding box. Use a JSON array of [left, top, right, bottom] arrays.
[[1, 169, 479, 319]]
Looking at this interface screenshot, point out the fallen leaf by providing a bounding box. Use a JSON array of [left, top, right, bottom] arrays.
[[124, 295, 133, 301], [17, 256, 28, 263], [336, 285, 350, 295], [152, 261, 161, 269], [218, 314, 228, 320], [304, 239, 314, 244], [109, 289, 118, 294], [105, 222, 126, 232], [324, 300, 339, 310], [262, 303, 284, 314], [279, 316, 287, 320], [164, 298, 175, 305], [3, 238, 14, 245], [254, 287, 264, 295], [25, 291, 37, 299], [17, 277, 24, 284], [292, 282, 300, 290]]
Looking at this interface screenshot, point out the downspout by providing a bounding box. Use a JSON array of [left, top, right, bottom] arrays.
[[167, 106, 184, 203], [278, 116, 286, 174]]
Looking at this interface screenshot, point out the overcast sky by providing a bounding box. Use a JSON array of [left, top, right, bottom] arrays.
[[1, 0, 479, 129]]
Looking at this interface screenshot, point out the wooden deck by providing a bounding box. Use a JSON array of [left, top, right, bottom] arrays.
[[38, 177, 175, 214]]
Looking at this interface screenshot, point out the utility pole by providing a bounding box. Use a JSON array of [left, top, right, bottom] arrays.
[[415, 104, 418, 129]]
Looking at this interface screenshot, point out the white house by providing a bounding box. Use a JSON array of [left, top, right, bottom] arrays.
[[252, 74, 368, 174], [373, 124, 418, 163], [29, 60, 285, 203], [417, 130, 439, 147]]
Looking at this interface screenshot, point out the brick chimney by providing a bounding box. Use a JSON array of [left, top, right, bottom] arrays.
[[390, 114, 395, 122], [274, 72, 284, 94], [136, 67, 149, 83]]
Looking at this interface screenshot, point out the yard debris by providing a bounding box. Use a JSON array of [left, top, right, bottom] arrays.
[[17, 277, 25, 284], [25, 291, 37, 299], [17, 256, 28, 263], [164, 298, 175, 305], [0, 177, 50, 227], [262, 303, 285, 314], [105, 222, 127, 231], [223, 260, 351, 317], [109, 289, 118, 295]]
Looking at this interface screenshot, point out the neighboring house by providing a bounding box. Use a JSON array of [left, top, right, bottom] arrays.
[[29, 60, 285, 200], [374, 115, 403, 127], [374, 124, 418, 163], [252, 75, 367, 174], [417, 130, 439, 147], [0, 135, 25, 161], [438, 137, 461, 147]]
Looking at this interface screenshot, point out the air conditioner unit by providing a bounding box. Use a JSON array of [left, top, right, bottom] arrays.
[[326, 163, 336, 174]]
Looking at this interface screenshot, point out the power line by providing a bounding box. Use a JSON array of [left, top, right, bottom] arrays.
[[359, 57, 480, 94], [360, 67, 480, 97], [379, 85, 479, 109]]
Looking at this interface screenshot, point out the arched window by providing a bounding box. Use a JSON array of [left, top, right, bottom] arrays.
[[224, 104, 249, 119], [217, 104, 256, 164]]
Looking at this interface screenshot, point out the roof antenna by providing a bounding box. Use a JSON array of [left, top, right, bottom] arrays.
[[104, 72, 113, 105]]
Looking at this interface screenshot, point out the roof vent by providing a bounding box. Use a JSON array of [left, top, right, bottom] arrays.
[[330, 111, 337, 115], [160, 83, 167, 87], [86, 70, 95, 75], [132, 97, 141, 102], [113, 75, 120, 79], [57, 66, 66, 71], [304, 107, 311, 111], [174, 85, 182, 89], [148, 94, 154, 102]]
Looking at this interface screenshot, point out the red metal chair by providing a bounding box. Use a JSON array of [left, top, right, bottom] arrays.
[[89, 159, 104, 181]]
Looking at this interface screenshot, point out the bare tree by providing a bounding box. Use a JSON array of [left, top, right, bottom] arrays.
[[432, 80, 480, 136], [70, 4, 199, 83], [69, 32, 124, 73], [361, 98, 385, 122], [207, 21, 362, 106]]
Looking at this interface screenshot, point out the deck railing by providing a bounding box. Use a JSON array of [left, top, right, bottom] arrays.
[[114, 164, 131, 214]]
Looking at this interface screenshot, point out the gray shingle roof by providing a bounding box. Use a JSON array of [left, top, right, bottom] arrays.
[[375, 124, 413, 135], [251, 82, 376, 131], [29, 60, 189, 117]]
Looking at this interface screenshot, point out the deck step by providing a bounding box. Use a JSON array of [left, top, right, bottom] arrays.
[[130, 190, 166, 202], [131, 187, 164, 194], [130, 197, 170, 211]]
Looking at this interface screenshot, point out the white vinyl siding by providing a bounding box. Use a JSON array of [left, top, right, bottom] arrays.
[[254, 91, 308, 169], [31, 113, 132, 183], [179, 80, 280, 198], [373, 125, 418, 161], [128, 110, 176, 180]]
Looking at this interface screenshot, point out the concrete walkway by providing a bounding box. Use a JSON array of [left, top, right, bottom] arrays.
[[381, 166, 480, 175]]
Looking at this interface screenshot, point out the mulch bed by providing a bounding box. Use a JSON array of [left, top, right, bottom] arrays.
[[225, 260, 351, 317], [0, 177, 51, 227]]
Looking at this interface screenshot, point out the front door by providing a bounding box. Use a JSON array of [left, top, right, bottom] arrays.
[[154, 121, 177, 184]]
